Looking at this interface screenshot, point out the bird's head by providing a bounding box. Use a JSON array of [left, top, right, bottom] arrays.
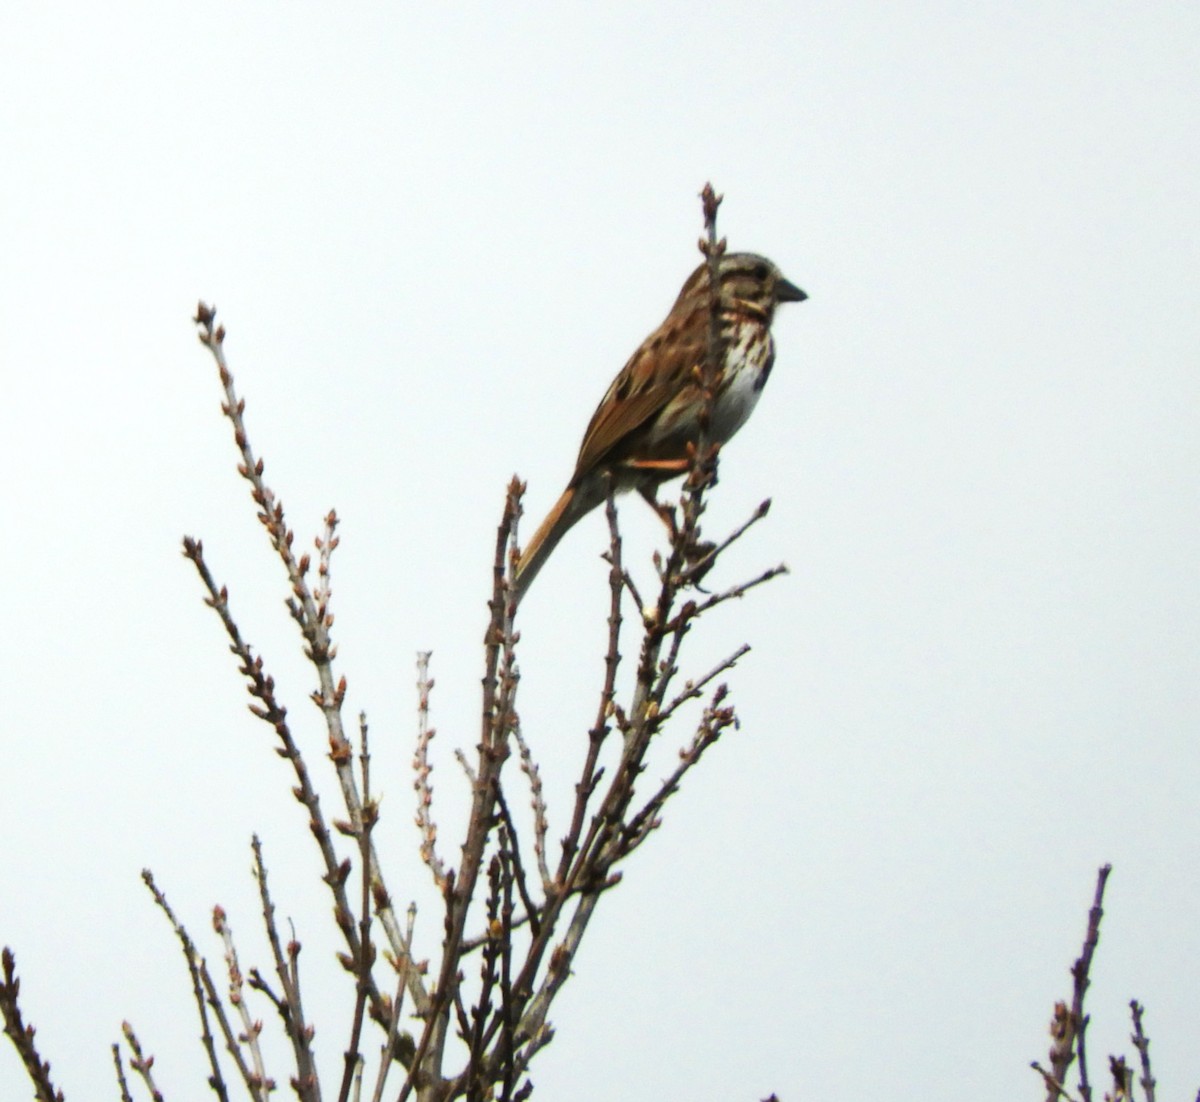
[[679, 252, 807, 322]]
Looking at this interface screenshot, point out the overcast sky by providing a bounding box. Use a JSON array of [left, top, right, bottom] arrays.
[[2, 4, 1198, 1099]]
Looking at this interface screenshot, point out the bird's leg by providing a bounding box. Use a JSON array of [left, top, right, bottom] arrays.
[[637, 485, 678, 541], [638, 485, 718, 589]]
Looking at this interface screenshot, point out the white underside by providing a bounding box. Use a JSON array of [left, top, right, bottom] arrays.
[[709, 330, 773, 444]]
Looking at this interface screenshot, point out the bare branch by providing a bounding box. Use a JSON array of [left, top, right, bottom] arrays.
[[1129, 1000, 1156, 1102], [192, 306, 426, 1020], [213, 907, 274, 1100], [1032, 1060, 1084, 1102], [139, 871, 230, 1102], [337, 714, 378, 1102], [556, 490, 624, 886], [142, 870, 259, 1097], [122, 1022, 165, 1102], [513, 724, 551, 894], [494, 786, 541, 940], [181, 539, 394, 1010], [0, 948, 64, 1102], [370, 904, 417, 1102], [1070, 865, 1111, 1102], [398, 478, 525, 1101], [250, 837, 320, 1102], [414, 651, 447, 888], [1041, 865, 1112, 1102], [112, 1043, 134, 1102], [623, 683, 741, 855], [656, 643, 750, 726], [662, 563, 789, 632], [676, 498, 772, 587]]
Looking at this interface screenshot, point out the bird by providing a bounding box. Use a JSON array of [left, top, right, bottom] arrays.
[[513, 251, 806, 603]]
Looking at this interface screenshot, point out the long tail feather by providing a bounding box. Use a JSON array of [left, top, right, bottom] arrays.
[[513, 485, 590, 604]]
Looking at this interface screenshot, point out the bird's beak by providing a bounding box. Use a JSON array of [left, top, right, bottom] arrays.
[[776, 276, 808, 303]]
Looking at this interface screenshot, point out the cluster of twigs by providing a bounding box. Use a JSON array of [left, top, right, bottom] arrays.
[[2, 190, 1195, 1102], [1032, 865, 1185, 1102], [0, 187, 787, 1101]]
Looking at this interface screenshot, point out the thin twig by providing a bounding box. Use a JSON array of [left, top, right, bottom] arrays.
[[700, 181, 727, 405], [250, 836, 320, 1102], [466, 854, 504, 1096], [512, 724, 551, 893], [662, 564, 789, 632], [497, 842, 517, 1102], [1070, 865, 1112, 1102], [495, 784, 541, 938], [556, 490, 625, 886], [677, 498, 772, 586], [122, 1022, 165, 1102], [655, 644, 750, 726], [213, 907, 274, 1100], [1042, 865, 1112, 1102], [1129, 1000, 1156, 1102], [460, 909, 534, 954], [454, 748, 478, 785], [140, 871, 231, 1102], [112, 1043, 134, 1102], [370, 903, 417, 1102], [0, 948, 64, 1102], [143, 870, 260, 1096], [1108, 1056, 1132, 1101], [1032, 1060, 1083, 1102], [622, 684, 740, 854], [337, 714, 378, 1102], [414, 651, 447, 888]]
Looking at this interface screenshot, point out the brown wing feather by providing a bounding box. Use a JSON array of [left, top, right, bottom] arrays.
[[570, 307, 707, 484]]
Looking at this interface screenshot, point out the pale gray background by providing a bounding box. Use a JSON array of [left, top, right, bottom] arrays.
[[2, 4, 1197, 1099]]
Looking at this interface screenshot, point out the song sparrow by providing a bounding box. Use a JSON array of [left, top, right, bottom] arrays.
[[514, 251, 806, 602]]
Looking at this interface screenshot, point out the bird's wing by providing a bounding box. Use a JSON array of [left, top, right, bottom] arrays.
[[571, 315, 706, 482]]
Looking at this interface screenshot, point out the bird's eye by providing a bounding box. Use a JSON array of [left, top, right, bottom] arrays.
[[753, 262, 769, 281]]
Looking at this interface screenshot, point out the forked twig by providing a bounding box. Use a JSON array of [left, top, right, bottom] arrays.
[[250, 836, 320, 1101], [1035, 865, 1112, 1102], [677, 498, 772, 586], [139, 871, 231, 1102], [122, 1022, 165, 1102], [370, 903, 417, 1102], [192, 304, 427, 1020], [656, 644, 750, 726], [622, 683, 741, 854], [662, 564, 789, 632], [180, 538, 396, 1029]]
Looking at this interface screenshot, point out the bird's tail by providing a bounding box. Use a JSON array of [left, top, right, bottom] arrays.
[[513, 484, 593, 604]]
